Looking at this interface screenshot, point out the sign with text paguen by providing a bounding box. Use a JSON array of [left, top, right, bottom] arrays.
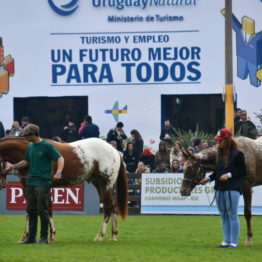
[[6, 182, 83, 211]]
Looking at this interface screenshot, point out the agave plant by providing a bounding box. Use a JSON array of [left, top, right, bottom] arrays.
[[254, 109, 262, 124], [172, 125, 215, 148]]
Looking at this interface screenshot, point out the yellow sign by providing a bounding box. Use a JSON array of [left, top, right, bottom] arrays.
[[256, 69, 262, 81]]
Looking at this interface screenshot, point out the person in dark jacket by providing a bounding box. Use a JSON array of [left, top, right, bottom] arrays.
[[130, 129, 144, 156], [0, 120, 5, 138], [106, 122, 127, 152], [234, 110, 257, 139], [234, 108, 242, 124], [62, 120, 78, 142], [123, 142, 139, 173], [201, 128, 246, 248], [79, 115, 100, 139], [160, 119, 176, 147]]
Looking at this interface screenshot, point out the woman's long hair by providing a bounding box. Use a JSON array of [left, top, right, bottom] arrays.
[[172, 140, 182, 153], [216, 137, 238, 167], [130, 129, 142, 140]]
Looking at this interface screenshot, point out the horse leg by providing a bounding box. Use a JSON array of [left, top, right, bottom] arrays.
[[17, 186, 29, 243], [94, 186, 114, 242], [48, 200, 56, 243], [243, 185, 253, 246], [17, 214, 29, 243], [109, 212, 118, 241], [49, 216, 56, 243]]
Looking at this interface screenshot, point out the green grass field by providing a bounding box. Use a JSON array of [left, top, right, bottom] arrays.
[[1, 214, 262, 262]]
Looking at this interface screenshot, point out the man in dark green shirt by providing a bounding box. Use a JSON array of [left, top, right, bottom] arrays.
[[5, 124, 64, 244]]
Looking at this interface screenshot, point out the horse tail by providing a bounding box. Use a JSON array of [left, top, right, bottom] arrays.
[[116, 157, 128, 220]]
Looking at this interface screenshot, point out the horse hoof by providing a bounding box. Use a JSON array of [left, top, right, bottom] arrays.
[[17, 239, 25, 244], [93, 235, 103, 242], [245, 240, 253, 246], [17, 236, 27, 243], [109, 237, 117, 241], [48, 238, 56, 243]]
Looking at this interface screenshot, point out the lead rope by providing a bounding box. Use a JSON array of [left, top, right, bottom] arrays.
[[204, 182, 216, 206], [204, 184, 211, 205], [210, 191, 216, 206], [196, 166, 214, 206]]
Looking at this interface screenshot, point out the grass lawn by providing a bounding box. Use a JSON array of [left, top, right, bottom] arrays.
[[1, 214, 262, 262]]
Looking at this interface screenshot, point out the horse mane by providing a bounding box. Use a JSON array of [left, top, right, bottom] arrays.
[[0, 137, 28, 156], [195, 146, 217, 171]]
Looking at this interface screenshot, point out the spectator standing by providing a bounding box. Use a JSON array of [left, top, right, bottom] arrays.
[[234, 108, 242, 124], [234, 110, 258, 139], [0, 120, 5, 138], [20, 116, 30, 129], [106, 122, 127, 152], [78, 115, 100, 139], [10, 121, 23, 137], [123, 142, 139, 173], [130, 129, 144, 155], [169, 140, 183, 166], [155, 141, 170, 169], [140, 148, 155, 171], [78, 121, 85, 134], [160, 119, 176, 147], [62, 120, 78, 142]]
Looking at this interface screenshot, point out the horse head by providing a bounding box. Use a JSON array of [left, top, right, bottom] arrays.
[[180, 146, 217, 196]]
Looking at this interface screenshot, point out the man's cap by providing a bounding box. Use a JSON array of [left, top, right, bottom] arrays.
[[214, 128, 232, 140], [23, 124, 40, 136]]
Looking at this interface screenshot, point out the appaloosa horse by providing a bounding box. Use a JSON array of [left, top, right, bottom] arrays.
[[180, 136, 262, 246], [0, 137, 128, 242]]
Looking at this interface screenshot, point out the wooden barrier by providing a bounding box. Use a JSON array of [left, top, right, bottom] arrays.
[[125, 173, 141, 215], [100, 172, 142, 215]]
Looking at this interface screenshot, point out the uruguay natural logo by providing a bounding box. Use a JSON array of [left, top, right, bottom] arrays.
[[105, 101, 128, 122], [0, 37, 15, 97], [48, 0, 79, 16]]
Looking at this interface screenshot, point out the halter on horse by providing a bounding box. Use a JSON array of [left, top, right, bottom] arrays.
[[0, 137, 128, 242], [180, 146, 215, 196], [182, 166, 206, 185], [180, 136, 262, 246]]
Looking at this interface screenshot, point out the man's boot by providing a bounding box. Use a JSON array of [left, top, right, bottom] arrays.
[[20, 215, 37, 244], [38, 215, 49, 244]]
